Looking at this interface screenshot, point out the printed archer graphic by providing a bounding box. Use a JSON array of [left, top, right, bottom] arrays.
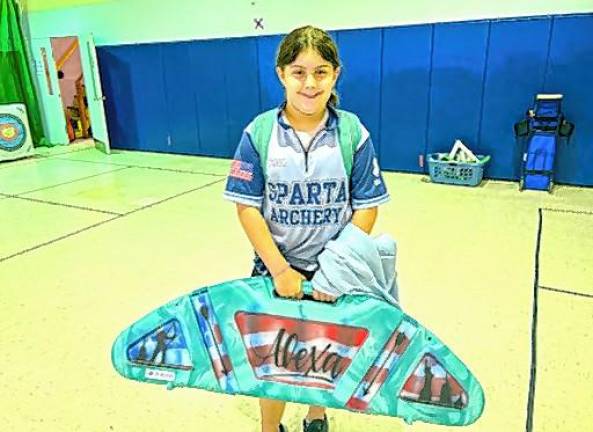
[[419, 358, 434, 402], [400, 354, 468, 409], [150, 326, 177, 364], [127, 320, 193, 370], [136, 341, 148, 362]]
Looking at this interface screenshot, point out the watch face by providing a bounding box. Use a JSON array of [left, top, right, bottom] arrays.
[[0, 114, 27, 152]]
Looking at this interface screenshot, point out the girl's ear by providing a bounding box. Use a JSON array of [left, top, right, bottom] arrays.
[[276, 66, 286, 87]]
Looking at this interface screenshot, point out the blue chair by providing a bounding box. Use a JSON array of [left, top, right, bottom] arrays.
[[514, 94, 574, 192]]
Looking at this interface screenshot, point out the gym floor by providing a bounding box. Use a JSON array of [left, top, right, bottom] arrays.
[[1, 142, 591, 432]]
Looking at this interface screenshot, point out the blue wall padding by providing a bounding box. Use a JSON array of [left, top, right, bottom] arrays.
[[100, 44, 169, 152], [545, 15, 593, 186], [479, 18, 551, 179], [98, 46, 139, 150], [191, 40, 230, 157], [224, 38, 262, 156], [335, 29, 382, 154], [190, 38, 260, 158], [97, 13, 593, 186], [380, 25, 432, 173], [427, 21, 489, 158], [257, 35, 284, 110], [162, 41, 200, 155], [126, 44, 168, 153]]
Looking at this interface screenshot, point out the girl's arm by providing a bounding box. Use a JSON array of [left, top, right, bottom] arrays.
[[236, 204, 304, 299], [351, 206, 378, 234]]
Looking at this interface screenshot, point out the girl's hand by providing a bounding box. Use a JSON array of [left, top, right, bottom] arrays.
[[273, 268, 305, 299], [312, 290, 337, 303]]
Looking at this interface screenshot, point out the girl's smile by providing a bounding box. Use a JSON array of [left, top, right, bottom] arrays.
[[277, 48, 340, 124]]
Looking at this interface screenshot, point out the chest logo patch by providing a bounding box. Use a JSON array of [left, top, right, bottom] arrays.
[[269, 158, 288, 168]]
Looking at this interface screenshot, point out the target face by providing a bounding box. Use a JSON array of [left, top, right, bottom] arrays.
[[0, 114, 27, 152]]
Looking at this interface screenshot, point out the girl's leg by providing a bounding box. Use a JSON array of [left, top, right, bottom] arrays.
[[260, 398, 286, 432], [305, 405, 326, 422]]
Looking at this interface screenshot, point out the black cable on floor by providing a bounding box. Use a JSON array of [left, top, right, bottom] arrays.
[[525, 208, 543, 432]]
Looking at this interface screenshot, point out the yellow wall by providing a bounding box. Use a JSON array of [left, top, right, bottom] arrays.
[[25, 0, 593, 45]]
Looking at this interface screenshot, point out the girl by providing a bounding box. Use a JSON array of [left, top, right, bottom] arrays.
[[224, 25, 390, 432]]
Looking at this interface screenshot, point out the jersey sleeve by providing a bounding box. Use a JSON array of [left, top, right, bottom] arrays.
[[223, 130, 265, 208], [350, 133, 390, 210]]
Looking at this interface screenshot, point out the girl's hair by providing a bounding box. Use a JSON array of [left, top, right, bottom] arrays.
[[276, 25, 341, 107]]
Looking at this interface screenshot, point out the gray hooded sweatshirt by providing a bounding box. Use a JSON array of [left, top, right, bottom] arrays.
[[311, 223, 399, 305]]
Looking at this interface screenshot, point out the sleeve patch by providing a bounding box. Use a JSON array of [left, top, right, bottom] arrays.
[[229, 160, 254, 182]]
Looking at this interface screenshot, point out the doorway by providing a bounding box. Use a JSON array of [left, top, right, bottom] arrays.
[[50, 36, 91, 144], [31, 34, 110, 153]]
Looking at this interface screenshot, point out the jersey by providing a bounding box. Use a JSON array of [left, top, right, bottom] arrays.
[[224, 104, 390, 270]]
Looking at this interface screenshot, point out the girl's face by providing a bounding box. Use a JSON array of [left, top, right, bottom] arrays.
[[277, 48, 340, 118]]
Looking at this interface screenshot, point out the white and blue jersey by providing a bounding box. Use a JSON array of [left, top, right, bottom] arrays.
[[224, 105, 390, 271]]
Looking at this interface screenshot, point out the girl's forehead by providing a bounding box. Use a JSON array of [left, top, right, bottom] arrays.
[[289, 48, 333, 68]]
